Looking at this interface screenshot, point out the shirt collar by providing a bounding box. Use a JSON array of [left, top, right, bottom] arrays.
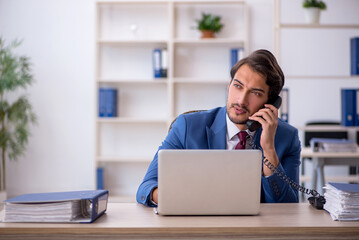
[[226, 113, 256, 140]]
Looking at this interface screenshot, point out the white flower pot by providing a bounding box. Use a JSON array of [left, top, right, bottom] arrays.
[[304, 8, 321, 24]]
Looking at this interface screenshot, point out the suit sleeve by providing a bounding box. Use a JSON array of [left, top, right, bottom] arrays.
[[261, 128, 301, 203], [136, 115, 187, 206]]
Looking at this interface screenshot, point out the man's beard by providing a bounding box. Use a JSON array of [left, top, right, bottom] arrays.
[[226, 103, 250, 125]]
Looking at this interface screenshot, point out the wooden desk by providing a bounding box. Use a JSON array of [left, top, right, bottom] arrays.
[[301, 147, 359, 194], [1, 203, 359, 239]]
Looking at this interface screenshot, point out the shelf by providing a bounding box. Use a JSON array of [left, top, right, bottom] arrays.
[[97, 156, 152, 163], [285, 75, 359, 79], [97, 117, 168, 124], [277, 24, 359, 29], [97, 79, 168, 84], [297, 125, 359, 132], [300, 175, 359, 183], [97, 40, 168, 47], [98, 1, 170, 6], [174, 38, 245, 46], [173, 77, 229, 84], [301, 147, 359, 158], [173, 0, 246, 4]]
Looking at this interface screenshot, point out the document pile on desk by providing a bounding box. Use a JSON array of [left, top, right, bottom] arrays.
[[310, 138, 357, 152], [2, 190, 108, 223], [323, 182, 359, 221]]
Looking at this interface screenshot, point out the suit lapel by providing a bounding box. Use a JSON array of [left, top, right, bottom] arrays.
[[206, 107, 227, 149]]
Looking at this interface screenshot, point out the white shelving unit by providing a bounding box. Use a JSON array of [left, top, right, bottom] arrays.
[[95, 0, 249, 200], [273, 0, 359, 78], [273, 0, 359, 190]]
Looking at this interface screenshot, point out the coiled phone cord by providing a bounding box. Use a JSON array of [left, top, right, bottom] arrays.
[[263, 156, 326, 209]]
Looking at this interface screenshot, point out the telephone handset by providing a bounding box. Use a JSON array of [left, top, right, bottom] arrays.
[[246, 96, 282, 132], [247, 95, 326, 209]]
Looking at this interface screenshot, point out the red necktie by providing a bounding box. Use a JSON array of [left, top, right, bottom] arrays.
[[235, 131, 248, 149]]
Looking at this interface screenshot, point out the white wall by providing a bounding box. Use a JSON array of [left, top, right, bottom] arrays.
[[0, 0, 96, 197], [0, 0, 358, 197]]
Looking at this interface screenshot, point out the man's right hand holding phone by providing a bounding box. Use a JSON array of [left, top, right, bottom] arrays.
[[248, 103, 279, 176]]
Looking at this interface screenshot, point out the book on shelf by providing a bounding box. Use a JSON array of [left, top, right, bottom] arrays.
[[161, 48, 168, 78], [323, 182, 359, 221], [230, 47, 245, 68], [280, 88, 289, 123], [99, 88, 106, 117], [341, 89, 358, 126], [97, 167, 104, 190], [351, 37, 359, 76], [98, 88, 118, 117], [3, 190, 109, 223], [310, 138, 357, 152], [153, 48, 167, 79]]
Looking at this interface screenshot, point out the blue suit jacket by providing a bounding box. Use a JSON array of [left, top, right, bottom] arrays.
[[137, 107, 301, 206]]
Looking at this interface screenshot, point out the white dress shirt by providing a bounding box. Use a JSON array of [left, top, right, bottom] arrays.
[[226, 114, 256, 150]]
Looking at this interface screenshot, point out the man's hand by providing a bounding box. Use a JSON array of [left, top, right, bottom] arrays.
[[152, 187, 158, 204], [248, 104, 279, 176]]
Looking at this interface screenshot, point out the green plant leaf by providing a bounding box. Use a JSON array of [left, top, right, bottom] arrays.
[[0, 37, 37, 191], [302, 0, 327, 10], [195, 12, 224, 33]]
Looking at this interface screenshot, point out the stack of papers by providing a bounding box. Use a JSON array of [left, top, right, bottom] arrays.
[[3, 190, 109, 223], [323, 182, 359, 221], [4, 200, 87, 222], [310, 138, 357, 152]]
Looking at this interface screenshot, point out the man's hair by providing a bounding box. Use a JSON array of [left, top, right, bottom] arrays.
[[230, 49, 284, 102]]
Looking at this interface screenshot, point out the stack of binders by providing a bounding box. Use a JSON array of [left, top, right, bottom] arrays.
[[324, 182, 359, 221]]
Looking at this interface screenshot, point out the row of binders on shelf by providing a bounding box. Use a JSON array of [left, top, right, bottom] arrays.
[[152, 47, 247, 79], [324, 182, 359, 221], [99, 88, 118, 117], [341, 89, 359, 126], [351, 37, 359, 76]]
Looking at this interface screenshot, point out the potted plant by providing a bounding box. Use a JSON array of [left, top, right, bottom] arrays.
[[0, 38, 36, 199], [195, 13, 224, 39], [302, 0, 327, 24]]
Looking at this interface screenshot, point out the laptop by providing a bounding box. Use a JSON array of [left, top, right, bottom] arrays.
[[157, 149, 262, 215]]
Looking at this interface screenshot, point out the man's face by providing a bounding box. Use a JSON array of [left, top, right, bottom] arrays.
[[226, 64, 269, 130]]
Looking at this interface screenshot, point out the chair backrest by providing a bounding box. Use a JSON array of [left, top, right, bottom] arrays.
[[168, 110, 205, 133], [304, 121, 347, 147]]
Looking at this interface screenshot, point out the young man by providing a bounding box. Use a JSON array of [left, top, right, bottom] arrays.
[[137, 49, 301, 206]]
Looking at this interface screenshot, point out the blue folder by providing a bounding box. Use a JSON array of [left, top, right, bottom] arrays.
[[153, 48, 162, 78], [328, 182, 359, 193], [4, 190, 108, 223], [341, 89, 356, 126], [98, 88, 106, 117], [351, 37, 359, 75]]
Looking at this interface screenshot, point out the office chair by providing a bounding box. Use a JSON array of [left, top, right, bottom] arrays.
[[168, 110, 205, 132]]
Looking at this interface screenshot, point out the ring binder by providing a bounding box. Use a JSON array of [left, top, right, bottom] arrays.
[[3, 190, 109, 223]]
